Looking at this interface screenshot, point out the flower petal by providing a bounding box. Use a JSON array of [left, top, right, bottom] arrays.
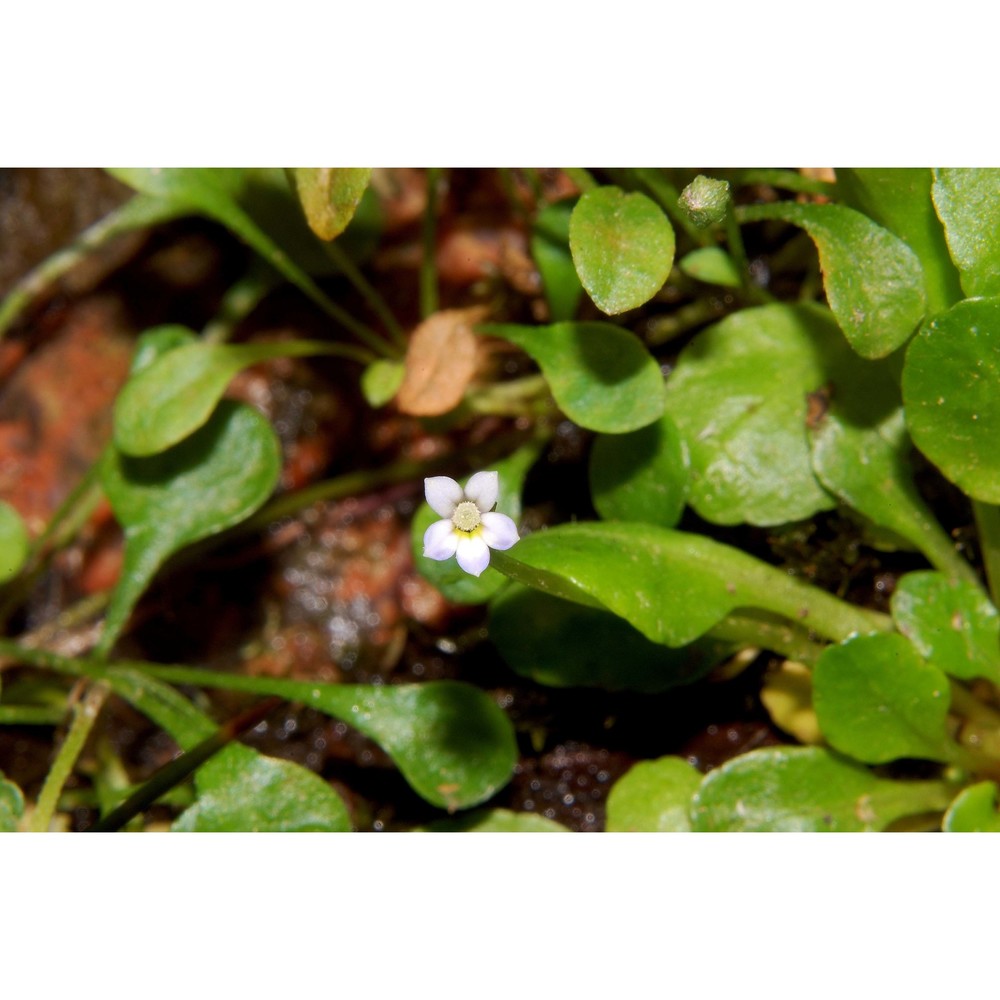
[[424, 476, 463, 518], [480, 512, 520, 551], [464, 470, 499, 512], [456, 534, 491, 577], [423, 519, 459, 560]]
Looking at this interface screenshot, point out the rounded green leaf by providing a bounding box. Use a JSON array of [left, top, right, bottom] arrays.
[[678, 247, 741, 288], [290, 167, 372, 242], [479, 321, 665, 434], [0, 500, 29, 584], [663, 303, 837, 526], [891, 571, 1000, 683], [569, 186, 675, 315], [108, 168, 247, 204], [99, 401, 281, 654], [173, 747, 351, 832], [902, 297, 1000, 502], [129, 324, 199, 376], [421, 808, 568, 832], [943, 781, 1000, 832], [532, 198, 584, 322], [813, 633, 955, 764], [691, 745, 955, 832], [740, 202, 926, 358], [605, 757, 702, 831], [489, 585, 730, 692], [0, 771, 25, 832], [589, 412, 688, 528], [115, 339, 342, 457], [932, 168, 1000, 298], [360, 358, 405, 407]]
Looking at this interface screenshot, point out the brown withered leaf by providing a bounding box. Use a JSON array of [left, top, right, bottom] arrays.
[[396, 307, 485, 416]]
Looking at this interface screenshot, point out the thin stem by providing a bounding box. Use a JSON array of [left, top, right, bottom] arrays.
[[0, 705, 67, 726], [949, 680, 1000, 728], [630, 168, 709, 246], [420, 168, 442, 320], [706, 611, 828, 665], [464, 375, 551, 417], [644, 298, 730, 345], [973, 501, 1000, 606], [325, 242, 407, 348], [28, 682, 108, 831], [202, 260, 279, 345]]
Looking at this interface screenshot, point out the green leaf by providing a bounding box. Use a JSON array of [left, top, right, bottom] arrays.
[[605, 757, 702, 831], [902, 297, 1000, 502], [663, 303, 836, 526], [290, 168, 372, 242], [479, 321, 665, 434], [532, 198, 584, 322], [809, 349, 977, 585], [835, 168, 963, 313], [813, 632, 955, 764], [114, 338, 350, 456], [739, 202, 926, 358], [98, 401, 281, 655], [129, 324, 198, 376], [411, 442, 540, 605], [691, 745, 955, 832], [932, 168, 1000, 298], [360, 358, 405, 407], [891, 572, 1000, 683], [589, 412, 688, 528], [943, 781, 1000, 832], [0, 771, 25, 832], [0, 500, 29, 584], [420, 808, 568, 832], [173, 749, 350, 832], [569, 185, 676, 314], [678, 247, 742, 288], [108, 168, 247, 204], [489, 584, 731, 692], [493, 522, 886, 647]]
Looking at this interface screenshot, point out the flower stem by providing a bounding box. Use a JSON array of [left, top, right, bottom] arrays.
[[973, 500, 1000, 606], [420, 168, 442, 320], [202, 260, 278, 345], [325, 241, 408, 348]]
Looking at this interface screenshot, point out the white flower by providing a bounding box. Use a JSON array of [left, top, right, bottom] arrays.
[[422, 471, 520, 577]]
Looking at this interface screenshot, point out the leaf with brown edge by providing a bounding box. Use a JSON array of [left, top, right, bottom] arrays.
[[396, 307, 485, 416], [290, 168, 372, 241]]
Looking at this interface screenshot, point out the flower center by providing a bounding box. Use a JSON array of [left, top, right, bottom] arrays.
[[451, 500, 482, 533]]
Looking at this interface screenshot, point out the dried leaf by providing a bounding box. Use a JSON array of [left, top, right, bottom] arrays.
[[396, 307, 484, 416]]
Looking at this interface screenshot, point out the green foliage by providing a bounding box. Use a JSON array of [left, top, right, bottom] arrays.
[[289, 167, 371, 241], [480, 322, 665, 434], [931, 168, 1000, 298], [0, 771, 25, 832], [360, 358, 405, 407], [902, 297, 1000, 503], [691, 745, 955, 832], [421, 809, 568, 832], [740, 201, 926, 358], [812, 633, 956, 765], [664, 303, 837, 526], [532, 198, 584, 322], [891, 572, 1000, 683], [98, 401, 281, 655], [678, 247, 741, 287], [0, 501, 29, 585], [943, 782, 1000, 832], [605, 757, 702, 831], [589, 412, 688, 529], [569, 186, 675, 314], [678, 175, 731, 229]]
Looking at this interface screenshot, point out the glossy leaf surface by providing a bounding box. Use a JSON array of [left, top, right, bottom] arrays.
[[421, 809, 567, 832], [932, 168, 1000, 298], [902, 297, 1000, 502], [605, 757, 702, 831], [678, 247, 741, 288], [663, 304, 836, 526], [0, 501, 28, 584], [589, 412, 688, 528], [291, 168, 372, 241], [943, 781, 1000, 832], [691, 745, 954, 832], [99, 402, 281, 654], [480, 322, 664, 434], [532, 198, 583, 322], [489, 585, 730, 692], [813, 633, 955, 764], [891, 572, 1000, 683], [740, 202, 926, 358], [569, 185, 675, 314]]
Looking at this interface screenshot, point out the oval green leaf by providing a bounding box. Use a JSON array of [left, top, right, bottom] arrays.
[[605, 757, 702, 831], [360, 358, 405, 407], [678, 247, 741, 288], [740, 201, 926, 358], [891, 571, 1000, 683], [489, 584, 730, 692], [99, 401, 281, 655], [932, 168, 1000, 298], [532, 198, 584, 322], [479, 321, 665, 434], [943, 781, 1000, 832], [589, 412, 688, 528], [420, 808, 568, 832], [569, 186, 675, 315], [691, 745, 955, 832], [0, 771, 25, 832], [813, 632, 955, 764], [290, 168, 372, 242], [129, 324, 199, 376], [0, 500, 29, 584], [663, 303, 836, 526], [902, 297, 1000, 502]]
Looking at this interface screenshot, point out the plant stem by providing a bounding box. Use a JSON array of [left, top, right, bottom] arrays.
[[644, 298, 729, 345], [628, 168, 709, 246], [0, 705, 67, 726], [325, 242, 408, 348], [464, 375, 551, 416], [420, 168, 442, 320], [973, 501, 1000, 606], [28, 682, 108, 831], [706, 611, 828, 665], [202, 260, 279, 345]]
